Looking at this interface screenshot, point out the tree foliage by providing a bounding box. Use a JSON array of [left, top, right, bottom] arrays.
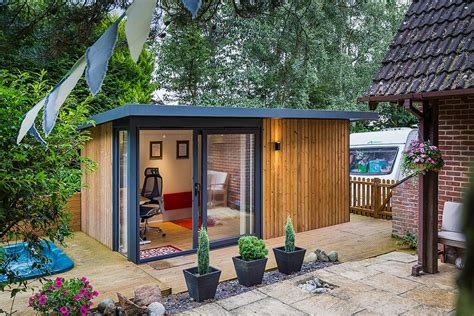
[[0, 70, 94, 314], [154, 0, 417, 129], [0, 0, 155, 116]]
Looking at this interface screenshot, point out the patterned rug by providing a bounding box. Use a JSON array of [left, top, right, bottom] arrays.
[[140, 245, 182, 260]]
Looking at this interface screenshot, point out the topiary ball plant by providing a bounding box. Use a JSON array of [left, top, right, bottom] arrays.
[[197, 226, 209, 275], [238, 236, 268, 261], [285, 216, 296, 252]]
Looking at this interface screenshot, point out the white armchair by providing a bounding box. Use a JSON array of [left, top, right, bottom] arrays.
[[207, 170, 229, 207]]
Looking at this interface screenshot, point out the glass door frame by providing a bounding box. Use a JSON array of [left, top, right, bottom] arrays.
[[201, 128, 262, 249], [134, 127, 201, 264], [113, 117, 262, 264]]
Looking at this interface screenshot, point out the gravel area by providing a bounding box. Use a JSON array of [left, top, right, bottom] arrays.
[[162, 261, 334, 314]]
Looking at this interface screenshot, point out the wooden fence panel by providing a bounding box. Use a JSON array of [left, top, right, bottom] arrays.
[[350, 177, 397, 219]]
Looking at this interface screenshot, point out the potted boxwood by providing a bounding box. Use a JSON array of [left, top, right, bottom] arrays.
[[273, 216, 306, 274], [183, 227, 221, 302], [232, 236, 268, 287]]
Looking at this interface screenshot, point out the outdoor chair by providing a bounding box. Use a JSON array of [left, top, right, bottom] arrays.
[[207, 170, 229, 207], [438, 201, 466, 262], [140, 168, 166, 242]]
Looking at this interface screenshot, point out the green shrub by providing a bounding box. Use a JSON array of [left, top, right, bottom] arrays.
[[285, 216, 296, 252], [197, 226, 209, 275], [238, 236, 268, 261], [397, 232, 417, 249]]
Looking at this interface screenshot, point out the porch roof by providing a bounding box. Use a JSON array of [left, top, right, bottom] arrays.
[[84, 104, 378, 127]]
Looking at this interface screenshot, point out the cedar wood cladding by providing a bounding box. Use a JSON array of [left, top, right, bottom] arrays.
[[262, 118, 350, 239], [81, 122, 113, 248]]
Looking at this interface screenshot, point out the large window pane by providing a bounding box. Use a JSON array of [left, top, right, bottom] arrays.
[[350, 147, 398, 175], [207, 133, 255, 241]]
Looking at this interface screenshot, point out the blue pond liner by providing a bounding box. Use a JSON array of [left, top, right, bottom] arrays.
[[0, 241, 74, 282]]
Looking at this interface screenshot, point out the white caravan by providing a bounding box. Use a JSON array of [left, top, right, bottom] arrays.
[[350, 128, 418, 181]]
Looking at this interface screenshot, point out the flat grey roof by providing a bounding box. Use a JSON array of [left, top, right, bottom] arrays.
[[86, 104, 378, 126]]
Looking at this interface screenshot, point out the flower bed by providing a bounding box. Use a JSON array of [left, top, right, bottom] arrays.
[[29, 277, 98, 315]]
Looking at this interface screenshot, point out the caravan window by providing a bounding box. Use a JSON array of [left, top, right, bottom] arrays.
[[350, 147, 398, 175]]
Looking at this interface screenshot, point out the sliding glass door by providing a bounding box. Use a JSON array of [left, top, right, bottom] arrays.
[[115, 125, 260, 263], [203, 130, 258, 244]]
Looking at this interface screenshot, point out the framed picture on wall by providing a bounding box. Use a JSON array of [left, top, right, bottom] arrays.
[[176, 140, 189, 159], [150, 141, 163, 160]]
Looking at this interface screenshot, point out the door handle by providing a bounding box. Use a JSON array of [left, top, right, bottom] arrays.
[[194, 183, 201, 196]]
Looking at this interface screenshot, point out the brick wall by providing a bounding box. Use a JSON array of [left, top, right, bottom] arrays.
[[392, 177, 419, 236], [391, 95, 474, 236]]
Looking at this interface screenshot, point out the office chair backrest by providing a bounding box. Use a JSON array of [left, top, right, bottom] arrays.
[[141, 168, 163, 202]]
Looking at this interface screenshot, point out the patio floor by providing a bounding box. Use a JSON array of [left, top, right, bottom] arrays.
[[182, 251, 458, 315], [0, 214, 399, 314]]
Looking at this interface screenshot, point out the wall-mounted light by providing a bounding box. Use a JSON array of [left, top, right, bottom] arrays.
[[274, 141, 281, 151]]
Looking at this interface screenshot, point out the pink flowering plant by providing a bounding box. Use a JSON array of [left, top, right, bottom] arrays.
[[402, 140, 444, 175], [29, 277, 98, 315]]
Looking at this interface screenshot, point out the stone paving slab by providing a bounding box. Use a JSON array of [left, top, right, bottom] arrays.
[[216, 289, 266, 311], [180, 302, 230, 315], [376, 251, 417, 263], [359, 271, 420, 294], [257, 281, 312, 305], [368, 260, 414, 278], [349, 289, 419, 315], [401, 304, 449, 316], [400, 286, 457, 311], [231, 297, 306, 315], [324, 261, 382, 281], [179, 251, 458, 315], [292, 293, 365, 315]]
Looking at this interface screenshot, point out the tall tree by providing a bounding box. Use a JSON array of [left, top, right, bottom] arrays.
[[154, 0, 416, 129]]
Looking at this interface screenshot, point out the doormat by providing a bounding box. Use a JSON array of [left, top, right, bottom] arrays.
[[148, 257, 195, 270], [140, 245, 182, 260]]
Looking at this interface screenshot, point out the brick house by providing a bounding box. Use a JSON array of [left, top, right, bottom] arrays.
[[360, 0, 473, 274]]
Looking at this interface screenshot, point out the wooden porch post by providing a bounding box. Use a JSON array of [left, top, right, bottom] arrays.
[[412, 100, 439, 276]]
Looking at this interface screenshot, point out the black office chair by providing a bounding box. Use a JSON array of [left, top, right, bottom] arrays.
[[140, 168, 166, 241]]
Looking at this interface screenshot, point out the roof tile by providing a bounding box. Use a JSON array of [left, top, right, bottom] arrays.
[[364, 0, 474, 97]]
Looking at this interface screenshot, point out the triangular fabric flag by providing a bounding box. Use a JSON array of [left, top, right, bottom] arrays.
[[182, 0, 201, 18], [43, 55, 87, 136], [85, 14, 125, 96], [17, 97, 46, 144], [125, 0, 157, 63], [29, 125, 47, 148]]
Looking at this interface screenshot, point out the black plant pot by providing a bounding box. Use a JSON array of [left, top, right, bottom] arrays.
[[183, 266, 221, 302], [273, 246, 306, 275], [232, 256, 267, 287]]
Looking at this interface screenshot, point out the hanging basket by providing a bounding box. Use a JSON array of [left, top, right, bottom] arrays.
[[401, 140, 444, 176]]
